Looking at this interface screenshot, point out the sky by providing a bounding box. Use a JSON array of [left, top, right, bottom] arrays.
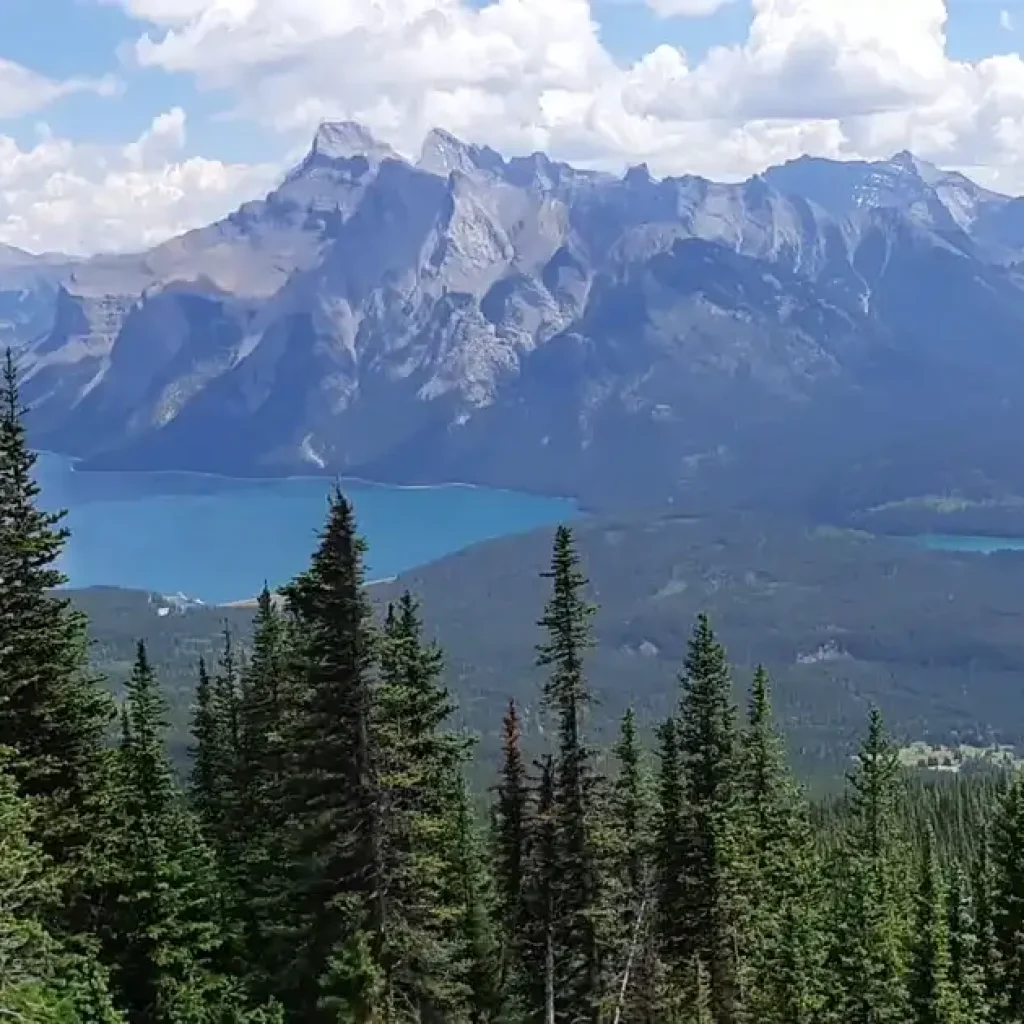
[[3, 0, 1024, 255]]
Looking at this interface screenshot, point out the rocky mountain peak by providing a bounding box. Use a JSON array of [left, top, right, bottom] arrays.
[[889, 149, 943, 183], [418, 127, 505, 178], [624, 163, 653, 186], [310, 121, 400, 163]]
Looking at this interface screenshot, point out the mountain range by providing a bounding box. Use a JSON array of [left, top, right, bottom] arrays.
[[7, 124, 1024, 520]]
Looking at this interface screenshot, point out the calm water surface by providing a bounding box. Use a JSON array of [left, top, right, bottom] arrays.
[[35, 453, 577, 604], [913, 534, 1024, 554]]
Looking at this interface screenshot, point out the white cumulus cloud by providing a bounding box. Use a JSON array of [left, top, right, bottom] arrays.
[[11, 0, 1024, 253], [101, 0, 1024, 187], [0, 57, 120, 120], [0, 109, 278, 255], [646, 0, 739, 16]]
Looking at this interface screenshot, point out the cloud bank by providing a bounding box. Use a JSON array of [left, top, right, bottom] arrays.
[[6, 0, 1024, 253]]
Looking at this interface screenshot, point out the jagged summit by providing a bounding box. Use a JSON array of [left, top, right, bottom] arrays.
[[9, 123, 1024, 516], [310, 121, 400, 163], [417, 126, 505, 177], [624, 163, 653, 185], [889, 149, 947, 183]]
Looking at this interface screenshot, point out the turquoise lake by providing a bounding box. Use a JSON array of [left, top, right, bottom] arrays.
[[34, 453, 578, 605], [914, 534, 1024, 554]]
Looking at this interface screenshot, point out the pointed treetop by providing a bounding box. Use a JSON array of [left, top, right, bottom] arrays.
[[748, 665, 772, 727], [536, 525, 595, 709], [2, 346, 17, 421]]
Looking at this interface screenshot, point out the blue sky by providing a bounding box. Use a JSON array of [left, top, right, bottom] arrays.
[[2, 0, 1024, 254]]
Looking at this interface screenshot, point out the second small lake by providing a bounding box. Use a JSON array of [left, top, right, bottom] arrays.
[[913, 534, 1024, 555]]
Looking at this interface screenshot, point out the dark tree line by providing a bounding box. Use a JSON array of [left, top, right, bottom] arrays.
[[5, 347, 1024, 1023]]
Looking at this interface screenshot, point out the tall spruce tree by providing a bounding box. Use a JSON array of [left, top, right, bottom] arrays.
[[0, 348, 115, 939], [189, 657, 222, 835], [233, 586, 297, 1000], [824, 709, 909, 1024], [492, 699, 530, 1009], [972, 821, 1000, 1012], [609, 709, 649, 902], [674, 614, 746, 1024], [443, 777, 501, 1024], [109, 641, 222, 1024], [772, 898, 820, 1024], [946, 864, 987, 1023], [0, 749, 67, 1016], [605, 709, 657, 1024], [235, 586, 289, 828], [908, 827, 957, 1024], [279, 489, 380, 1020], [211, 627, 243, 855], [738, 666, 820, 1024], [991, 772, 1024, 1022], [0, 751, 122, 1022], [373, 591, 473, 1021], [521, 756, 558, 1024], [654, 716, 687, 972], [536, 526, 602, 1024]]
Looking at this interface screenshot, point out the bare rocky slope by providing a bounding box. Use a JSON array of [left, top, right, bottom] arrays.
[[8, 126, 1024, 517]]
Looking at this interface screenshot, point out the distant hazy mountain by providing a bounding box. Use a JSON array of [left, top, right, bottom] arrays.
[[10, 125, 1024, 519]]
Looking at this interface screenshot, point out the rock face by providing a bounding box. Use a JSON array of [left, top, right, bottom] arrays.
[[9, 125, 1024, 515]]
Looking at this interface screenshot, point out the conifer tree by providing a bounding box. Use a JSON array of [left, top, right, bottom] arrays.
[[0, 749, 122, 1023], [521, 756, 558, 1024], [674, 614, 746, 1024], [971, 822, 1000, 1013], [0, 348, 115, 938], [209, 627, 243, 857], [444, 777, 501, 1024], [493, 699, 530, 1007], [604, 709, 657, 1024], [235, 586, 289, 827], [214, 626, 242, 778], [772, 898, 820, 1024], [654, 716, 686, 970], [991, 772, 1024, 1021], [0, 748, 63, 1014], [738, 666, 820, 1024], [536, 525, 602, 1023], [610, 709, 649, 902], [908, 827, 957, 1024], [189, 657, 222, 834], [233, 586, 296, 999], [278, 489, 380, 1019], [108, 641, 223, 1024], [946, 864, 987, 1024], [373, 591, 474, 1021], [824, 709, 909, 1024]]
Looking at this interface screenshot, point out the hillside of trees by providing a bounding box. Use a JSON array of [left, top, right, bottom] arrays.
[[8, 346, 1024, 1022], [71, 506, 1024, 784]]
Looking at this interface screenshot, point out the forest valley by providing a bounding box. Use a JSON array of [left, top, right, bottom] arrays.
[[3, 344, 1024, 1024]]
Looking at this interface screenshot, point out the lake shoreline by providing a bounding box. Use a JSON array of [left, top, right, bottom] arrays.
[[33, 451, 578, 605], [34, 448, 586, 509]]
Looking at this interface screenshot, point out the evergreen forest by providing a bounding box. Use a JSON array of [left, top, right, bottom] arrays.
[[5, 344, 1024, 1024]]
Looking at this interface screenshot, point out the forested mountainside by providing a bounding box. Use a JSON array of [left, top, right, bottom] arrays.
[[9, 128, 1024, 518], [8, 344, 1024, 1024], [73, 512, 1024, 778]]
